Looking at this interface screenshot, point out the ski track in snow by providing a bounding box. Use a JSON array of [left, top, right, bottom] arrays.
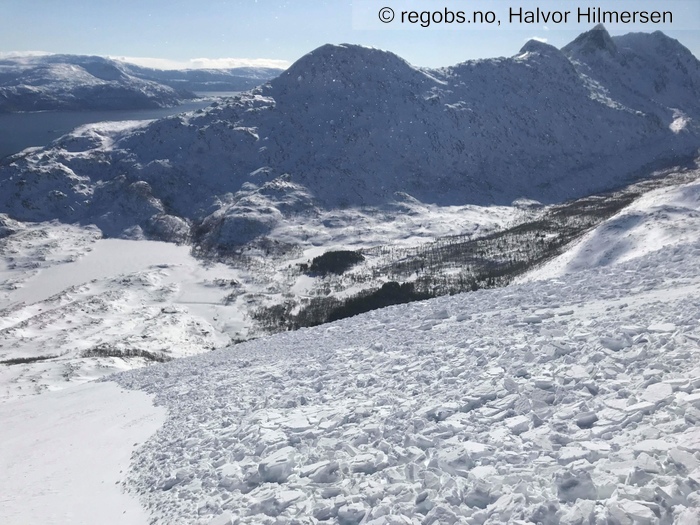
[[110, 238, 700, 525]]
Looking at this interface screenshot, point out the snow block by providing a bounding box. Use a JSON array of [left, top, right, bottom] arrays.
[[258, 446, 296, 483], [556, 470, 597, 502], [607, 500, 656, 525], [208, 512, 235, 525]]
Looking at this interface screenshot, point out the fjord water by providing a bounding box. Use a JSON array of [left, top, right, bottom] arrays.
[[0, 94, 238, 160]]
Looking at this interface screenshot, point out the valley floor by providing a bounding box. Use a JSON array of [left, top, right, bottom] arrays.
[[0, 200, 518, 401]]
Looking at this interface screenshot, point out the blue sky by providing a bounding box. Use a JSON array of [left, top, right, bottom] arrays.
[[1, 0, 699, 69]]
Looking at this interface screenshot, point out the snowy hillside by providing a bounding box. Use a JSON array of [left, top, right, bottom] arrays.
[[0, 54, 282, 112], [0, 27, 698, 249], [524, 175, 700, 282], [115, 237, 700, 525], [5, 205, 700, 524]]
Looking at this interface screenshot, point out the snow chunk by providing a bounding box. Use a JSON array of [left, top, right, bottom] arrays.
[[337, 503, 367, 524], [258, 446, 296, 483], [624, 401, 656, 414], [208, 513, 234, 525], [505, 415, 530, 435], [556, 470, 597, 502], [633, 439, 675, 454], [641, 382, 673, 404], [678, 428, 700, 453], [648, 322, 676, 333], [608, 500, 657, 525], [432, 441, 491, 476]]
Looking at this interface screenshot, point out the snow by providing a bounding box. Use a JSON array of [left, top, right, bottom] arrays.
[[523, 175, 700, 282], [0, 223, 242, 400], [0, 55, 184, 112], [0, 201, 518, 399], [6, 238, 191, 306], [0, 381, 164, 525], [0, 54, 282, 113], [83, 233, 700, 524]]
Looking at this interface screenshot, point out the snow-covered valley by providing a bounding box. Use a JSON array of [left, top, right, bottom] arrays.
[[0, 198, 520, 399], [2, 164, 696, 401]]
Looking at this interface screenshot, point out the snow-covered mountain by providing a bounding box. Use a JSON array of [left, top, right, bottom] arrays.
[[0, 27, 698, 250], [0, 54, 283, 112], [562, 25, 700, 131], [0, 54, 189, 112], [118, 63, 285, 93], [1, 27, 699, 384]]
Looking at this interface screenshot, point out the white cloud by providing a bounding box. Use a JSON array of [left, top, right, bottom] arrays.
[[527, 36, 549, 43], [110, 56, 290, 70]]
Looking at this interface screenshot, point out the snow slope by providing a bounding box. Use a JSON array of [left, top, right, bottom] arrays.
[[0, 28, 698, 250], [0, 382, 165, 525], [3, 165, 700, 525], [7, 187, 700, 523], [104, 223, 700, 524], [523, 171, 700, 282]]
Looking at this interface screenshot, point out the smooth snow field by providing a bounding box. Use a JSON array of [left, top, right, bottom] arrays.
[[7, 238, 193, 306], [0, 382, 165, 525]]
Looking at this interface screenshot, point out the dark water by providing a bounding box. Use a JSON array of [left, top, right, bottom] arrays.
[[0, 93, 239, 160]]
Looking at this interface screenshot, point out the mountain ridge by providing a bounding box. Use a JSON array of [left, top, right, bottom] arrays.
[[0, 28, 698, 249], [0, 54, 283, 112]]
